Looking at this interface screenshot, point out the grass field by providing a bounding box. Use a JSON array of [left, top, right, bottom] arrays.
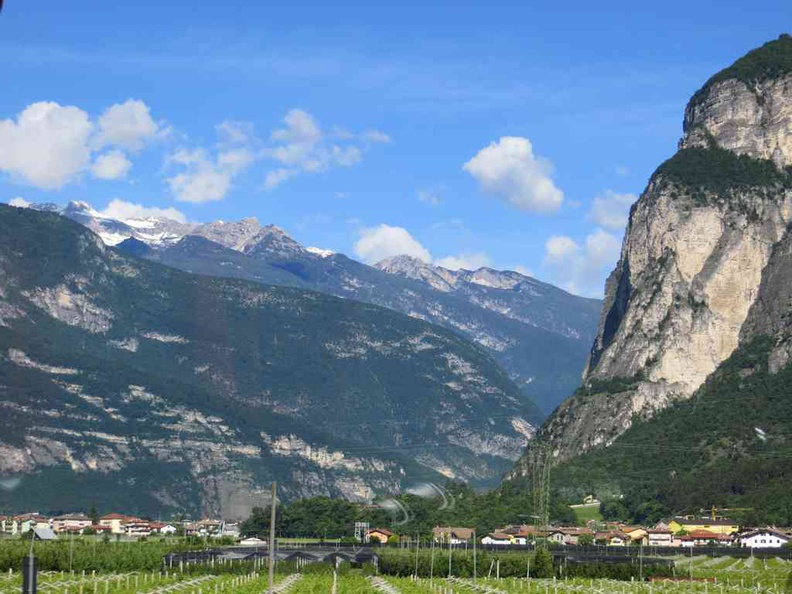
[[570, 503, 603, 525]]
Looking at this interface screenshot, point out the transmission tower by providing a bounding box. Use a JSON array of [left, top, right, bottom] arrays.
[[529, 441, 551, 531]]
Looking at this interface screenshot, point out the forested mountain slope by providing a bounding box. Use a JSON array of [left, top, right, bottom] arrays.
[[0, 205, 538, 517]]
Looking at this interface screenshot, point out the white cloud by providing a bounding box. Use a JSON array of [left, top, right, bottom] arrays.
[[0, 99, 161, 190], [514, 265, 534, 278], [418, 188, 442, 207], [216, 120, 255, 145], [354, 223, 492, 272], [264, 167, 299, 190], [166, 148, 252, 204], [435, 252, 491, 271], [543, 229, 621, 297], [463, 136, 563, 214], [354, 224, 431, 264], [98, 199, 187, 223], [361, 130, 392, 144], [95, 99, 160, 152], [272, 109, 322, 145], [0, 102, 93, 189], [9, 197, 30, 208], [587, 190, 636, 231], [263, 109, 389, 189], [544, 235, 579, 265], [91, 150, 132, 180]]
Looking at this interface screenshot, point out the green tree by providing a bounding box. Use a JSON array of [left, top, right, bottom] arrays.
[[532, 547, 554, 578]]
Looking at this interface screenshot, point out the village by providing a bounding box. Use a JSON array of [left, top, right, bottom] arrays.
[[2, 510, 791, 551], [0, 512, 240, 540], [412, 517, 792, 549]]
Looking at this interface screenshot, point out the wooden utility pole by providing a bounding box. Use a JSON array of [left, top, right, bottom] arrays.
[[267, 483, 277, 594]]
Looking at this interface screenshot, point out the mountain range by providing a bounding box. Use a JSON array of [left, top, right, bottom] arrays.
[[0, 204, 547, 517], [27, 200, 601, 416]]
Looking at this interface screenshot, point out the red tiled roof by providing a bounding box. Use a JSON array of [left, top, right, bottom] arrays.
[[100, 513, 130, 520], [681, 530, 731, 541]]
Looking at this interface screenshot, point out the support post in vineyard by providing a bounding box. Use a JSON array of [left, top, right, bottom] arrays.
[[267, 482, 277, 594]]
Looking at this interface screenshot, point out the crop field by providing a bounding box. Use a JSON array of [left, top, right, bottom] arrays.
[[0, 555, 789, 594], [0, 570, 276, 594]]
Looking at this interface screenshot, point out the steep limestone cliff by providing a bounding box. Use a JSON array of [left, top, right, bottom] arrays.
[[517, 35, 792, 467]]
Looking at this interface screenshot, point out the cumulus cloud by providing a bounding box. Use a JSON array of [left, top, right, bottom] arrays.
[[263, 109, 389, 189], [588, 190, 636, 231], [354, 224, 432, 264], [354, 224, 493, 273], [166, 148, 253, 204], [91, 150, 132, 180], [435, 252, 491, 271], [0, 99, 161, 190], [543, 229, 622, 296], [463, 136, 563, 214], [95, 99, 161, 152], [98, 199, 187, 223], [9, 197, 30, 208], [0, 102, 94, 189]]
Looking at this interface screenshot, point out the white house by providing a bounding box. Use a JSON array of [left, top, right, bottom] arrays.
[[481, 533, 513, 545], [159, 524, 178, 535], [647, 529, 673, 547], [123, 518, 152, 537], [53, 513, 93, 533], [432, 527, 474, 545], [739, 529, 790, 549]]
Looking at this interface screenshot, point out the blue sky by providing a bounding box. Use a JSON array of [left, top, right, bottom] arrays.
[[1, 1, 790, 296]]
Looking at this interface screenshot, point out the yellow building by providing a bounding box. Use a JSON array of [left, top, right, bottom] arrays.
[[667, 518, 739, 536]]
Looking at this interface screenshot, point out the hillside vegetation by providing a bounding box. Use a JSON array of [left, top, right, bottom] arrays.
[[549, 337, 792, 525]]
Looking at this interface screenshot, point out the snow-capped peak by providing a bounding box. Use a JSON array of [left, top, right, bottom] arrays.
[[306, 246, 334, 258]]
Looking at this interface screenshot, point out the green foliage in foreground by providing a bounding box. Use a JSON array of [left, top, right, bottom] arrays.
[[376, 548, 674, 580], [551, 337, 792, 526], [0, 539, 198, 572]]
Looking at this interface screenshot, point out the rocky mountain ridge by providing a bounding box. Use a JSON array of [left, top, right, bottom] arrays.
[[514, 34, 792, 470], [28, 201, 601, 415]]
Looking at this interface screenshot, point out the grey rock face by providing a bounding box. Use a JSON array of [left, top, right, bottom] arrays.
[[539, 179, 791, 462], [682, 75, 792, 168], [516, 37, 792, 467]]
